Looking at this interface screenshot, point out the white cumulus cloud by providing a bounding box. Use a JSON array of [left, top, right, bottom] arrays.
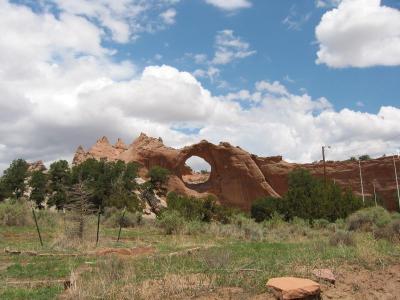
[[316, 0, 400, 68], [0, 0, 399, 173], [204, 0, 252, 11]]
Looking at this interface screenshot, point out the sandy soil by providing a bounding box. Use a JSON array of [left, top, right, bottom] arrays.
[[176, 264, 400, 299]]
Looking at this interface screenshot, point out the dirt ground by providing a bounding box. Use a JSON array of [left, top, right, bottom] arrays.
[[173, 264, 400, 300]]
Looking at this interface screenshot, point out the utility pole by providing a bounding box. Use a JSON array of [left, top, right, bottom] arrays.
[[373, 182, 377, 207], [322, 146, 330, 184], [393, 155, 400, 211], [358, 159, 365, 205]]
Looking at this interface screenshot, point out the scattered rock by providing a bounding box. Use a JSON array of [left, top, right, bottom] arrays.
[[312, 269, 335, 284], [266, 277, 321, 300]]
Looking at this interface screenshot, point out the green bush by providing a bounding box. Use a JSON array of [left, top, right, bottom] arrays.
[[252, 169, 364, 223], [184, 220, 206, 235], [0, 200, 33, 226], [373, 220, 400, 242], [329, 230, 355, 246], [347, 206, 391, 231], [313, 218, 330, 229], [166, 192, 229, 223], [157, 210, 185, 235], [262, 212, 285, 229], [102, 207, 142, 228], [231, 214, 263, 240], [251, 197, 278, 222], [35, 209, 59, 228]]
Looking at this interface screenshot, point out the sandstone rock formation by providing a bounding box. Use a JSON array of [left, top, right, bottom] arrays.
[[73, 136, 127, 165], [73, 134, 400, 211], [28, 160, 46, 172]]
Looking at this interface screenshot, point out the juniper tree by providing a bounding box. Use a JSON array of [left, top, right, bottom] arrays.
[[65, 181, 95, 240]]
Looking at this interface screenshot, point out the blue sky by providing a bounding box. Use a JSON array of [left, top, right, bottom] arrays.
[[112, 0, 399, 112], [0, 0, 399, 171]]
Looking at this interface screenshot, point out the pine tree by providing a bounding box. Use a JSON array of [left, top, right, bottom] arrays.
[[29, 170, 47, 209], [2, 159, 29, 199]]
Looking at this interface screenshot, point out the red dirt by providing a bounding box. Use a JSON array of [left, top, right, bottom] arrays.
[[95, 247, 155, 256]]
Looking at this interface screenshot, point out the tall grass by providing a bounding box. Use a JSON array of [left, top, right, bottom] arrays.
[[0, 200, 33, 226]]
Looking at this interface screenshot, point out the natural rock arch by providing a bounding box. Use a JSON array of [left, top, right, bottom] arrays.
[[181, 155, 212, 191], [73, 133, 400, 211]]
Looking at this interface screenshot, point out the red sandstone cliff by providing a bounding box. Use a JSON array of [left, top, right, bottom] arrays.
[[73, 134, 400, 211]]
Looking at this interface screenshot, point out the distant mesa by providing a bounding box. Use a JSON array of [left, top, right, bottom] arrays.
[[73, 134, 400, 211]]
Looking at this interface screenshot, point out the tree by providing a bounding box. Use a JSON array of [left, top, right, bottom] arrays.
[[65, 181, 95, 239], [359, 155, 371, 161], [71, 159, 140, 209], [106, 176, 143, 212], [2, 159, 29, 199], [48, 160, 71, 209], [252, 169, 364, 223], [29, 170, 47, 209], [0, 178, 8, 202], [148, 166, 170, 189]]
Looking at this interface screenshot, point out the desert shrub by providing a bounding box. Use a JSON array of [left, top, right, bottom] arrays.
[[251, 196, 278, 222], [166, 192, 228, 223], [313, 218, 330, 229], [0, 200, 33, 226], [262, 212, 285, 229], [329, 230, 355, 246], [184, 220, 207, 235], [167, 192, 203, 221], [289, 217, 310, 237], [231, 214, 263, 240], [347, 206, 391, 231], [36, 209, 60, 227], [207, 215, 263, 241], [326, 218, 345, 232], [373, 220, 400, 242], [157, 210, 185, 234], [391, 212, 400, 220], [103, 207, 142, 228]]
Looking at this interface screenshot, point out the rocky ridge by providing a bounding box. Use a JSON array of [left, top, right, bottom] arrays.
[[73, 133, 400, 210]]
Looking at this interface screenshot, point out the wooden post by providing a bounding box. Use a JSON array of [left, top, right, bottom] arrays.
[[117, 207, 127, 243], [32, 208, 43, 247], [358, 159, 365, 205], [96, 206, 101, 247], [393, 155, 400, 211], [322, 146, 327, 185], [373, 182, 377, 207]]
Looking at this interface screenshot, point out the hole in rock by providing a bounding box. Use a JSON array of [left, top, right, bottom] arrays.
[[182, 156, 211, 185]]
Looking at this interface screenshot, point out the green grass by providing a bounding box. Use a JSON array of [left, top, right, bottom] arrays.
[[0, 286, 62, 300], [1, 215, 400, 299], [4, 256, 84, 280]]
